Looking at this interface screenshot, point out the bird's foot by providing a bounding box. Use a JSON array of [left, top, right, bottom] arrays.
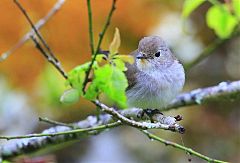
[[143, 109, 163, 123], [174, 115, 183, 121]]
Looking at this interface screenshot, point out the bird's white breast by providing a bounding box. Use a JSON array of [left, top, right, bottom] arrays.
[[126, 61, 185, 110]]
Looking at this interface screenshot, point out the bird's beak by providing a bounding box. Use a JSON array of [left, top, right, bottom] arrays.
[[136, 52, 148, 59]]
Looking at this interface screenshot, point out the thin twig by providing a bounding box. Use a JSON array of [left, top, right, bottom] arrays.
[[13, 0, 67, 79], [82, 0, 117, 93], [39, 117, 75, 128], [184, 38, 224, 70], [142, 130, 228, 163], [0, 0, 66, 62], [87, 0, 95, 55], [0, 122, 121, 140], [185, 27, 240, 71], [13, 0, 57, 61], [31, 36, 68, 79]]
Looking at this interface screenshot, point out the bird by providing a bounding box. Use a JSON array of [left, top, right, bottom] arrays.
[[125, 36, 185, 111]]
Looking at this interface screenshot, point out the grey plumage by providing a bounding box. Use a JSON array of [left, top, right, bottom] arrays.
[[125, 36, 185, 110]]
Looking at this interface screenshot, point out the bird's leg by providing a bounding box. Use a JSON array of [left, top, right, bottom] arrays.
[[144, 109, 163, 123]]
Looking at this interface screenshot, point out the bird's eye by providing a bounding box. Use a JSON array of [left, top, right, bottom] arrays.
[[155, 51, 161, 57]]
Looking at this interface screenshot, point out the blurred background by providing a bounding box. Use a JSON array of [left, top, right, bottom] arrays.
[[0, 0, 239, 162]]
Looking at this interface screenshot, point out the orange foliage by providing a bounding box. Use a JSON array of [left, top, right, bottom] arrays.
[[0, 0, 163, 89]]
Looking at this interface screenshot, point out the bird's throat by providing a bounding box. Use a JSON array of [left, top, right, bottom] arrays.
[[136, 59, 153, 71]]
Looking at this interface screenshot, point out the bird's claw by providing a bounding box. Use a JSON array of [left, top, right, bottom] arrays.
[[144, 109, 163, 123], [174, 115, 183, 121]]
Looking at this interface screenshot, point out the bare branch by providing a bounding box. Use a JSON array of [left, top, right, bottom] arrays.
[[0, 122, 121, 140], [0, 107, 180, 159], [0, 114, 120, 160], [39, 117, 75, 128], [165, 80, 240, 111], [0, 107, 183, 140], [13, 0, 67, 79], [184, 38, 224, 70], [142, 130, 228, 163], [93, 100, 185, 133], [31, 36, 68, 79], [0, 0, 65, 62], [1, 79, 240, 159], [184, 27, 240, 71]]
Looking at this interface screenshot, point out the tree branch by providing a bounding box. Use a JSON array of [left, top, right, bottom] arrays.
[[82, 0, 117, 92], [184, 38, 224, 70], [142, 130, 228, 163], [13, 0, 68, 79], [0, 114, 118, 160], [31, 36, 68, 79], [1, 1, 239, 162], [0, 122, 121, 140], [0, 108, 181, 160], [184, 27, 240, 71], [39, 117, 75, 128], [1, 79, 240, 160], [0, 0, 66, 62], [87, 0, 95, 55], [93, 100, 185, 133], [165, 80, 240, 111]]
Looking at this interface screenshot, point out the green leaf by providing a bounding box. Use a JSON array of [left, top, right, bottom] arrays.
[[2, 161, 11, 163], [232, 0, 240, 18], [67, 68, 85, 95], [37, 65, 66, 106], [85, 65, 128, 108], [182, 0, 205, 18], [206, 5, 238, 39], [60, 88, 80, 104], [84, 65, 112, 101], [67, 62, 98, 94], [106, 67, 128, 108], [113, 59, 127, 71], [84, 80, 100, 100]]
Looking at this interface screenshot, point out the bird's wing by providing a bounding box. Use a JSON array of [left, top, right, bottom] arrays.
[[125, 50, 139, 91]]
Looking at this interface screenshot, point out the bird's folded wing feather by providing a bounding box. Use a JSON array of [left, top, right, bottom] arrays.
[[125, 50, 139, 91]]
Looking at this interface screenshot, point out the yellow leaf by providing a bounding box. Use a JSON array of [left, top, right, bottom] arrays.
[[115, 55, 134, 64], [109, 27, 121, 56]]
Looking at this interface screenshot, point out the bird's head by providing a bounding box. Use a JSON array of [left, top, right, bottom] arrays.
[[136, 36, 176, 72]]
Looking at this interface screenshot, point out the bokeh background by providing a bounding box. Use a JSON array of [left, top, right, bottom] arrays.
[[0, 0, 239, 162]]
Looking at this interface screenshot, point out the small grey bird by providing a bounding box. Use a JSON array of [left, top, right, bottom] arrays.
[[126, 36, 185, 110]]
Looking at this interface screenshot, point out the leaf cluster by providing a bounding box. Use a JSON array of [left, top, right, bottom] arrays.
[[183, 0, 240, 39], [61, 28, 133, 108]]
